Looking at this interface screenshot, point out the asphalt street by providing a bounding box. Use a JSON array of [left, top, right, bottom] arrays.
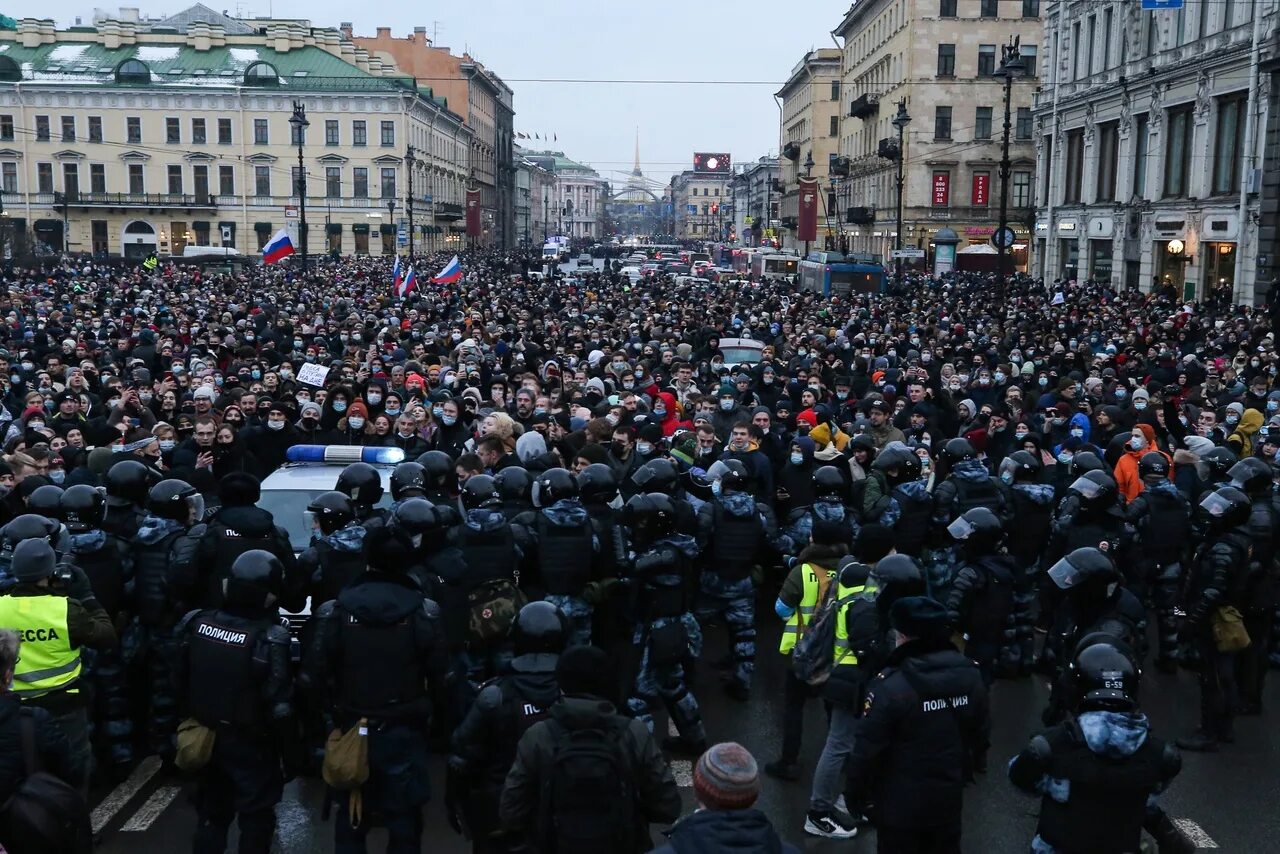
[[89, 599, 1274, 853]]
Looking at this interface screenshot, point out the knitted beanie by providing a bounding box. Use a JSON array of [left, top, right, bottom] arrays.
[[693, 742, 761, 810]]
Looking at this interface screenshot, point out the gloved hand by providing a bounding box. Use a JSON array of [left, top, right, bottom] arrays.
[[60, 562, 95, 604]]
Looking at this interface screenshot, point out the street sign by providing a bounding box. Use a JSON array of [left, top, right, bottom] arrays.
[[284, 206, 299, 219], [891, 248, 925, 259], [1141, 0, 1182, 8], [991, 226, 1018, 250]]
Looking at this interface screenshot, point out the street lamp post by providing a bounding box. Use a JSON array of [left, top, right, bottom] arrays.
[[891, 98, 911, 288], [288, 101, 309, 271], [994, 36, 1024, 298], [543, 192, 549, 243], [802, 151, 814, 258], [405, 146, 417, 260], [387, 198, 397, 257]]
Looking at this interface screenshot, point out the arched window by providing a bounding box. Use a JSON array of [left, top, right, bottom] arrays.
[[0, 57, 20, 82], [115, 59, 151, 84], [243, 61, 279, 86]]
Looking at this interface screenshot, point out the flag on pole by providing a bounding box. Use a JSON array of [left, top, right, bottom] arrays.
[[431, 255, 462, 285], [391, 255, 403, 292], [262, 229, 295, 265], [397, 265, 417, 299]]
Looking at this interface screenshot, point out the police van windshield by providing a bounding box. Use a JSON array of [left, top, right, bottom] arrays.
[[258, 488, 393, 552]]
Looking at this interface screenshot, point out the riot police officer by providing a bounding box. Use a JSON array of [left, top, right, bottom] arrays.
[[60, 484, 134, 778], [1001, 450, 1055, 674], [1177, 486, 1253, 751], [630, 458, 698, 535], [493, 467, 534, 522], [1049, 471, 1129, 562], [779, 466, 858, 559], [1227, 457, 1278, 713], [929, 438, 1009, 595], [622, 492, 706, 755], [695, 459, 781, 701], [415, 450, 457, 507], [1125, 453, 1193, 672], [577, 464, 628, 655], [101, 459, 159, 541], [334, 462, 389, 533], [447, 602, 566, 853], [946, 507, 1019, 682], [132, 479, 207, 760], [523, 468, 599, 647], [174, 550, 298, 854], [885, 448, 932, 558], [389, 461, 430, 508], [197, 472, 299, 612], [1009, 639, 1193, 854], [25, 485, 64, 522], [303, 526, 452, 852], [299, 492, 369, 608]]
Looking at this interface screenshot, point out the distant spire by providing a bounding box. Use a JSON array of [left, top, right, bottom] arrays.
[[632, 127, 642, 178]]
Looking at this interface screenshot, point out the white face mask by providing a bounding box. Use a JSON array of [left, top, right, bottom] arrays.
[[636, 442, 653, 456], [348, 416, 365, 430]]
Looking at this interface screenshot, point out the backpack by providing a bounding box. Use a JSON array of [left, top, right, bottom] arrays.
[[466, 577, 528, 644], [543, 718, 637, 854], [0, 711, 92, 854], [792, 582, 862, 687]]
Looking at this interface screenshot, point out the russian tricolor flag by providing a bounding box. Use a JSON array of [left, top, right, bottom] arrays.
[[431, 255, 462, 285], [397, 265, 417, 299], [391, 255, 403, 291], [262, 229, 295, 265]]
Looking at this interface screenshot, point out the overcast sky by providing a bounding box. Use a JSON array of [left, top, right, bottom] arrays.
[[42, 0, 850, 186]]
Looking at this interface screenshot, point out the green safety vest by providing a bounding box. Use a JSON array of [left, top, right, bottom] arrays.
[[141, 255, 158, 271], [0, 594, 81, 699], [779, 563, 836, 654], [832, 583, 867, 668]]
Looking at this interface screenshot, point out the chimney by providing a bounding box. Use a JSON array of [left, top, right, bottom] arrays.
[[413, 26, 427, 46], [376, 26, 391, 39], [340, 22, 352, 38]]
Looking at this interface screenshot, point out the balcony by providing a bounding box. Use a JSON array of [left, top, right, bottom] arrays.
[[435, 201, 464, 220], [846, 206, 875, 225], [849, 93, 880, 120], [56, 191, 217, 209]]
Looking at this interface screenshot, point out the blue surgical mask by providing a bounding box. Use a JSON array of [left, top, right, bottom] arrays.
[[711, 480, 723, 497], [653, 407, 666, 417], [1133, 400, 1147, 411], [332, 400, 347, 413], [251, 369, 261, 380], [720, 399, 734, 411], [385, 406, 401, 416], [432, 406, 444, 418], [790, 452, 804, 465], [1057, 451, 1072, 464], [1000, 471, 1013, 484], [1269, 401, 1278, 413], [442, 414, 457, 426], [1070, 427, 1084, 438], [636, 442, 653, 456], [1114, 388, 1127, 399], [1038, 377, 1049, 387], [367, 393, 382, 405]]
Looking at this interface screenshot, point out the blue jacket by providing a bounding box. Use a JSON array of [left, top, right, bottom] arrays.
[[653, 808, 799, 854]]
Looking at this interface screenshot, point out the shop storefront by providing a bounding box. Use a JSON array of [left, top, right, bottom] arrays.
[[1056, 219, 1079, 280], [1154, 238, 1190, 293], [1203, 242, 1237, 294]]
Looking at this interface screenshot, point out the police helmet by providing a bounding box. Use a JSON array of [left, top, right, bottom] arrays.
[[1137, 452, 1170, 480], [26, 485, 64, 520], [105, 458, 161, 506], [869, 554, 926, 613], [622, 492, 678, 542], [1073, 640, 1140, 713], [706, 459, 749, 492], [872, 445, 913, 475], [1068, 470, 1118, 506], [1228, 457, 1273, 494], [335, 462, 383, 510], [460, 474, 502, 510], [1201, 446, 1239, 480], [147, 479, 204, 523], [225, 549, 284, 605], [847, 433, 876, 457], [60, 485, 105, 533], [578, 464, 620, 505], [390, 462, 428, 502], [532, 468, 578, 508], [999, 450, 1041, 483], [1067, 451, 1104, 479], [947, 506, 1003, 552], [1197, 485, 1252, 531], [494, 467, 533, 504], [2, 514, 60, 551], [219, 472, 261, 507], [1048, 547, 1120, 591], [812, 466, 846, 501], [509, 600, 569, 659], [392, 497, 454, 544], [941, 437, 977, 466], [631, 458, 679, 494], [415, 450, 456, 490], [306, 491, 355, 534]]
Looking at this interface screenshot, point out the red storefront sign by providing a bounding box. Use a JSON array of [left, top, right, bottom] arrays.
[[797, 176, 818, 242], [972, 173, 989, 207], [932, 172, 950, 207], [465, 188, 481, 238]]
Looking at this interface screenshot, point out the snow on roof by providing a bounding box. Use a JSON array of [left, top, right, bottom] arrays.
[[49, 44, 88, 61], [135, 46, 181, 62], [229, 48, 259, 65]]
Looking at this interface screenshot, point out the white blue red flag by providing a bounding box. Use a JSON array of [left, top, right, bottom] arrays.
[[391, 255, 403, 291], [431, 255, 462, 285], [397, 265, 417, 299], [262, 229, 295, 265]]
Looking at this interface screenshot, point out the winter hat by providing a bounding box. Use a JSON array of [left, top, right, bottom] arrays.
[[13, 538, 57, 583], [1135, 423, 1157, 446], [1183, 435, 1215, 457], [890, 595, 951, 641], [1132, 388, 1150, 403], [515, 431, 547, 463], [795, 409, 819, 429], [693, 742, 761, 811], [555, 645, 615, 701], [299, 401, 322, 419], [347, 400, 369, 420]]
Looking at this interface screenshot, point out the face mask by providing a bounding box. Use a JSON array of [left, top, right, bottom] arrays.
[[1070, 427, 1084, 438], [296, 395, 310, 405], [250, 370, 261, 381], [159, 439, 176, 451], [798, 349, 808, 357], [28, 421, 44, 431], [385, 406, 401, 417], [1057, 451, 1073, 464], [48, 470, 64, 484], [399, 430, 415, 439], [1130, 436, 1147, 450], [612, 362, 626, 373], [367, 393, 382, 405], [653, 407, 666, 418], [1000, 471, 1014, 484], [1269, 401, 1279, 413], [994, 372, 1005, 383], [808, 384, 821, 393], [293, 340, 303, 349], [332, 401, 347, 414], [1133, 400, 1147, 411], [347, 416, 366, 430], [1012, 430, 1031, 443], [790, 451, 804, 466], [302, 417, 318, 428], [762, 376, 773, 385], [635, 370, 644, 379], [267, 420, 284, 431], [139, 392, 153, 403], [1226, 415, 1240, 426], [611, 442, 627, 456], [836, 390, 848, 400], [442, 414, 457, 426], [20, 362, 32, 371], [8, 375, 17, 385], [636, 442, 653, 456], [978, 377, 991, 386], [720, 399, 734, 411], [1038, 377, 1049, 387], [1114, 388, 1127, 399], [605, 413, 620, 426], [1253, 361, 1261, 369], [711, 480, 723, 498]]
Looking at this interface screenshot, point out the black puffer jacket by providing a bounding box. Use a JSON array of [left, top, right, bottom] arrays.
[[0, 694, 73, 806], [654, 808, 799, 854]]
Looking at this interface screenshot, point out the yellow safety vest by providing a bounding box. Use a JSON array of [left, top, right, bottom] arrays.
[[0, 594, 81, 699], [141, 255, 158, 272], [833, 583, 867, 668], [779, 563, 836, 654]]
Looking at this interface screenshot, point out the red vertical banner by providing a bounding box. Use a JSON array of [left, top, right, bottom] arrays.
[[932, 172, 950, 207], [972, 173, 989, 207], [465, 188, 481, 238], [797, 177, 818, 242]]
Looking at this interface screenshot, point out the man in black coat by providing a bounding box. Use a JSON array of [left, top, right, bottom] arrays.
[[846, 596, 989, 854], [0, 628, 74, 806]]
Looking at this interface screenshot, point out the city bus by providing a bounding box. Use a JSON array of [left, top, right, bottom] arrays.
[[798, 251, 887, 296], [750, 252, 799, 281]]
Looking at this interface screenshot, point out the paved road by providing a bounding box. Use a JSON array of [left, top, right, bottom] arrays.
[[92, 606, 1268, 852]]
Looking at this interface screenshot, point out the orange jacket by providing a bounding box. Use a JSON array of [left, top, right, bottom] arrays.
[[1114, 447, 1173, 502]]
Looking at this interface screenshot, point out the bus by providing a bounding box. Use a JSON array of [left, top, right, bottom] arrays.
[[798, 251, 887, 296], [750, 252, 799, 281]]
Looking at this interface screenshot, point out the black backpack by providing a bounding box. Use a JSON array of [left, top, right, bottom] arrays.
[[542, 717, 636, 854], [0, 711, 92, 854]]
